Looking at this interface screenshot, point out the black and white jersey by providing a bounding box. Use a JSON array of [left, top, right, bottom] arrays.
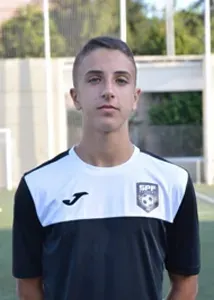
[[12, 146, 200, 300]]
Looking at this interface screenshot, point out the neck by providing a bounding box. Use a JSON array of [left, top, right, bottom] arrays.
[[75, 126, 134, 167]]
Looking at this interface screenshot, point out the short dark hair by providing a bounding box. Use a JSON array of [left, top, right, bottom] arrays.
[[72, 36, 136, 87]]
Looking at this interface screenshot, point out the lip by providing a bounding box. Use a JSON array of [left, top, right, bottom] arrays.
[[98, 105, 118, 110]]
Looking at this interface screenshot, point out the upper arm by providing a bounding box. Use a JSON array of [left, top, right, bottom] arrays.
[[17, 277, 44, 299], [12, 176, 44, 279], [168, 273, 198, 287], [165, 174, 201, 276], [167, 273, 198, 299]]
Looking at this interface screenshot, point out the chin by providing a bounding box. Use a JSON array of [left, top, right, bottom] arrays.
[[96, 122, 122, 134]]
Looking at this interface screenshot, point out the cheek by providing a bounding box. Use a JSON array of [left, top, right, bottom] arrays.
[[120, 94, 135, 111], [78, 94, 97, 113]]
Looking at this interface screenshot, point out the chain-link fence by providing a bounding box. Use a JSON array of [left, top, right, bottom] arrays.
[[68, 108, 203, 158], [0, 0, 121, 58], [130, 123, 202, 157], [0, 0, 207, 58]]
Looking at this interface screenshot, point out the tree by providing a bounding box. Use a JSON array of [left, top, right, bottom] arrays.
[[125, 2, 205, 56], [130, 16, 166, 55], [0, 4, 66, 58], [174, 10, 204, 54], [190, 0, 212, 10], [79, 0, 166, 56], [148, 92, 202, 125], [49, 0, 148, 56], [50, 0, 93, 56], [189, 0, 214, 53], [0, 0, 211, 58]]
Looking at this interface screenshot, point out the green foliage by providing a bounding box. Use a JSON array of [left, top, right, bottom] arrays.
[[0, 4, 66, 58], [49, 0, 147, 56], [50, 0, 94, 56], [1, 0, 214, 57], [48, 0, 167, 56], [131, 16, 166, 55], [148, 92, 202, 125], [174, 10, 204, 54]]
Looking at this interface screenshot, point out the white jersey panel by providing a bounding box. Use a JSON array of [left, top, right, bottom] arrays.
[[25, 147, 188, 227]]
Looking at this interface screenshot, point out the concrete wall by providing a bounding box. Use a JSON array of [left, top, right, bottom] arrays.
[[63, 56, 204, 93], [135, 56, 203, 92], [0, 59, 67, 187]]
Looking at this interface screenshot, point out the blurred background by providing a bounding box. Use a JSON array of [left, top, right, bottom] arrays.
[[1, 0, 214, 189], [0, 0, 214, 299]]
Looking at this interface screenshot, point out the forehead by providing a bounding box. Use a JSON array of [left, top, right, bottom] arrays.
[[78, 49, 136, 77]]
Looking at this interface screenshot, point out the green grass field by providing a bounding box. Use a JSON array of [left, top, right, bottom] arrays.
[[0, 186, 214, 300]]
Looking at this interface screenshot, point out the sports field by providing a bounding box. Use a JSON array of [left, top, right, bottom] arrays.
[[0, 185, 214, 300]]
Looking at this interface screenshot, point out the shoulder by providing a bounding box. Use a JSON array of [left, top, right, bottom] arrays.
[[16, 149, 71, 204], [25, 149, 70, 177], [138, 150, 189, 184], [23, 149, 70, 185], [136, 150, 192, 222]]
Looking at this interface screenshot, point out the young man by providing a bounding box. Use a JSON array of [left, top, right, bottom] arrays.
[[12, 36, 200, 300]]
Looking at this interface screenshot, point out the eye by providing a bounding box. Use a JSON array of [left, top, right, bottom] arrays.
[[88, 77, 101, 84], [116, 78, 128, 85]]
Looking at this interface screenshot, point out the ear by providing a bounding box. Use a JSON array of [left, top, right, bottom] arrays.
[[132, 88, 142, 111], [70, 88, 81, 110]]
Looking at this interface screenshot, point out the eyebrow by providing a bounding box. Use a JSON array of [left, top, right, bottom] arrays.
[[84, 70, 131, 77]]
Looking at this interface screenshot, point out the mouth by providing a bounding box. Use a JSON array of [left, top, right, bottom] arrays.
[[97, 105, 118, 110]]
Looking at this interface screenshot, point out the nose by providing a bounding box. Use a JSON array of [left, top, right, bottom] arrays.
[[101, 80, 115, 100]]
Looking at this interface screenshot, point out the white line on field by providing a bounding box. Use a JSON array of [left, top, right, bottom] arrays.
[[196, 192, 214, 204]]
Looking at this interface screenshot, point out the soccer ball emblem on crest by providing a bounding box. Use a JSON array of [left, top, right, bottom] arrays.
[[136, 182, 159, 213]]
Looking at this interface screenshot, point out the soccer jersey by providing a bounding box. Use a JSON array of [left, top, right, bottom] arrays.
[[12, 146, 200, 300]]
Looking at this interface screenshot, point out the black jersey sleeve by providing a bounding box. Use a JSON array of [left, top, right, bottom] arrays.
[[165, 174, 201, 276], [12, 176, 43, 278]]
